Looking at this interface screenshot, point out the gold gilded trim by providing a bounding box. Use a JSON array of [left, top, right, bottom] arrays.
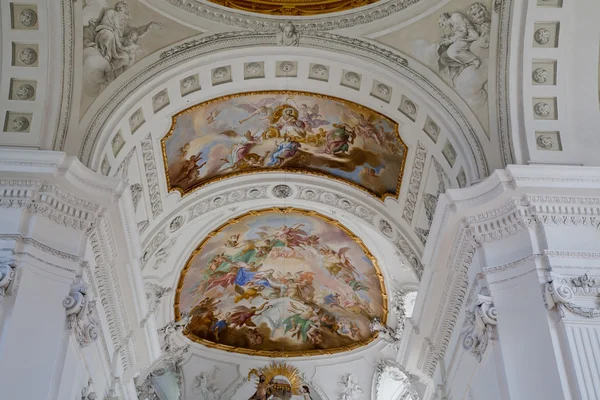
[[160, 90, 408, 202], [207, 0, 380, 16], [174, 207, 388, 358]]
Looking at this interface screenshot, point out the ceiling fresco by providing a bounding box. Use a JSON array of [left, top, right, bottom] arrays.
[[175, 208, 387, 356], [162, 91, 407, 200], [204, 0, 379, 16], [377, 0, 493, 133]]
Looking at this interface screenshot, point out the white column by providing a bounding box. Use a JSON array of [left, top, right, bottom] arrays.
[[0, 212, 85, 399], [0, 149, 156, 400]]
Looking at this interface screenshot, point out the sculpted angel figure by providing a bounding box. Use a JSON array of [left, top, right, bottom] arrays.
[[277, 22, 299, 47], [338, 374, 363, 400], [193, 367, 221, 400]]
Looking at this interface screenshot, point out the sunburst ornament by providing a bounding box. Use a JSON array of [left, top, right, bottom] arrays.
[[248, 361, 304, 395]]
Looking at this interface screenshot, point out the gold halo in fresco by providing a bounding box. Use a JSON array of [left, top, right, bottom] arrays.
[[206, 0, 380, 16], [175, 208, 387, 357], [161, 91, 407, 201]]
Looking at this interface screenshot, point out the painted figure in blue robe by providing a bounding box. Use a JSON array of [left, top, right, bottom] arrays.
[[266, 136, 301, 167]]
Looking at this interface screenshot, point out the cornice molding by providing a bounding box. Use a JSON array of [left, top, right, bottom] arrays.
[[162, 0, 420, 32]]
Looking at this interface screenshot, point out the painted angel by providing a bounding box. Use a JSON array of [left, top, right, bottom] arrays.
[[206, 109, 221, 124], [349, 111, 384, 145], [228, 302, 272, 329], [236, 97, 279, 124], [318, 245, 358, 277], [218, 130, 262, 172], [298, 103, 330, 132]]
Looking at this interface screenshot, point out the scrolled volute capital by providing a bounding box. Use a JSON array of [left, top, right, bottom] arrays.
[[461, 294, 497, 362], [545, 273, 600, 319], [64, 283, 99, 347]]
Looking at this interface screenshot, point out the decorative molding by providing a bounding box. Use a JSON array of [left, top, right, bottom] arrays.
[[64, 283, 99, 347], [461, 294, 497, 362], [483, 254, 540, 274], [545, 273, 600, 318], [394, 236, 424, 280], [141, 135, 163, 218], [164, 0, 421, 32], [53, 0, 75, 151], [496, 0, 516, 165], [403, 142, 427, 225], [374, 360, 420, 400], [370, 317, 403, 350], [0, 234, 80, 263], [544, 250, 600, 260], [142, 282, 172, 325]]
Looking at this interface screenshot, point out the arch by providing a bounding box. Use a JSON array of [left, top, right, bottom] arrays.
[[77, 32, 489, 180]]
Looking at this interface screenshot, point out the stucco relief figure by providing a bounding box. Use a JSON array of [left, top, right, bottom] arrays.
[[413, 2, 491, 108], [193, 367, 221, 400], [82, 1, 161, 96], [277, 22, 299, 47]]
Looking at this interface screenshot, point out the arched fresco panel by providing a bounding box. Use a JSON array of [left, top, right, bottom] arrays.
[[175, 207, 387, 356], [161, 91, 407, 200]]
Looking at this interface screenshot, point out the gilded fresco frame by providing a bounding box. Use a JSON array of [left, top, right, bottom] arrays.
[[174, 207, 389, 357], [160, 90, 408, 202]]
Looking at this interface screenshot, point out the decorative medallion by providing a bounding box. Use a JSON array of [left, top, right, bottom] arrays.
[[175, 208, 387, 357], [18, 48, 37, 65], [272, 184, 293, 198], [205, 0, 379, 16], [161, 91, 407, 200]]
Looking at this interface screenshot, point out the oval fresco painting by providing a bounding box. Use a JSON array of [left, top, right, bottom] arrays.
[[161, 91, 407, 200], [175, 208, 387, 356]]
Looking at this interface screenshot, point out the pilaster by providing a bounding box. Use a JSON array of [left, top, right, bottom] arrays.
[[410, 164, 600, 399], [0, 149, 157, 400]]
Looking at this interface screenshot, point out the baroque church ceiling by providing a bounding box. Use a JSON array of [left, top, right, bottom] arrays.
[[5, 0, 594, 398]]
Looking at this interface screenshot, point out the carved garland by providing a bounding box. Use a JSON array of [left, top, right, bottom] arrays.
[[545, 273, 600, 319]]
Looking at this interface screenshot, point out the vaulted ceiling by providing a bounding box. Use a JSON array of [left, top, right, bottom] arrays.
[[2, 0, 598, 397]]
